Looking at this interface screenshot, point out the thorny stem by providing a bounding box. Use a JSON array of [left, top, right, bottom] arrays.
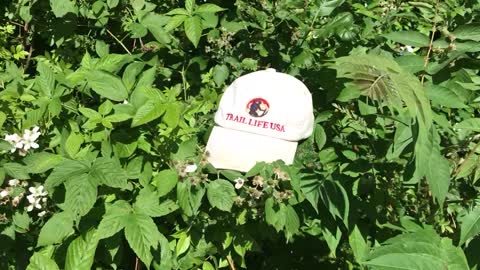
[[106, 28, 132, 55], [421, 0, 440, 84], [135, 257, 141, 270]]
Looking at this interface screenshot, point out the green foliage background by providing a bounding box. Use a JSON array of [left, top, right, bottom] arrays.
[[1, 0, 480, 269]]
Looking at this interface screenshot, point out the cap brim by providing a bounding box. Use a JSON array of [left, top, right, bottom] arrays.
[[206, 126, 297, 172]]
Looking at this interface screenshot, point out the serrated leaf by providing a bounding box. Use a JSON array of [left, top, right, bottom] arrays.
[[184, 16, 203, 47], [37, 212, 74, 247], [95, 54, 132, 73], [155, 169, 178, 197], [36, 62, 55, 97], [23, 152, 63, 174], [97, 200, 132, 239], [49, 0, 77, 18], [383, 31, 430, 47], [176, 234, 191, 256], [141, 13, 172, 44], [63, 174, 97, 217], [426, 85, 468, 108], [87, 71, 128, 101], [13, 212, 30, 233], [456, 118, 480, 132], [79, 107, 102, 120], [65, 132, 84, 158], [122, 62, 145, 90], [459, 206, 480, 245], [349, 225, 369, 263], [453, 24, 480, 42], [185, 0, 195, 14], [283, 204, 300, 237], [165, 15, 187, 32], [318, 0, 345, 16], [95, 40, 109, 57], [26, 252, 60, 270], [314, 124, 327, 150], [213, 64, 229, 86], [91, 157, 129, 189], [195, 3, 225, 13], [132, 100, 166, 127], [65, 229, 99, 270], [98, 100, 113, 115], [124, 213, 162, 268], [395, 55, 425, 74], [134, 188, 179, 217], [4, 162, 30, 179], [136, 66, 157, 89], [207, 179, 236, 212], [0, 111, 6, 129], [45, 159, 90, 191]]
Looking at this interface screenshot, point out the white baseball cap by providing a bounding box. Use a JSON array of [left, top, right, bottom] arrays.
[[205, 68, 314, 172]]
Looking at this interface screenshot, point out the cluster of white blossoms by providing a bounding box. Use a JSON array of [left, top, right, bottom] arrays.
[[0, 180, 48, 217], [4, 126, 41, 156], [26, 185, 48, 216]]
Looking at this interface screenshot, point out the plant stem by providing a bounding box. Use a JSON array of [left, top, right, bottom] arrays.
[[106, 28, 132, 55], [421, 0, 440, 84], [227, 255, 236, 270], [453, 141, 480, 178]]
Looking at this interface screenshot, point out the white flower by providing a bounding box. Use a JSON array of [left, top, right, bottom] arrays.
[[12, 196, 21, 207], [8, 179, 19, 187], [185, 164, 197, 173], [4, 133, 23, 152], [22, 126, 40, 150], [29, 185, 47, 197], [27, 197, 42, 212], [234, 178, 245, 189], [405, 45, 415, 53], [37, 211, 46, 217], [0, 190, 9, 198]]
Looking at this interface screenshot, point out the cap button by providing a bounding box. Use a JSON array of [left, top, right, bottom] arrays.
[[265, 68, 276, 72]]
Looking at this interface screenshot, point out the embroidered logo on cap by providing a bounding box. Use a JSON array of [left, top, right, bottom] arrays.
[[246, 98, 269, 117]]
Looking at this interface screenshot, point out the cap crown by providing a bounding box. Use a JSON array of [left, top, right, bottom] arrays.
[[214, 69, 314, 141]]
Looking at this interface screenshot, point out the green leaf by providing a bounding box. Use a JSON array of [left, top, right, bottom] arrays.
[[459, 206, 480, 245], [176, 234, 191, 256], [26, 252, 60, 270], [453, 24, 480, 42], [134, 188, 179, 217], [24, 152, 64, 174], [124, 213, 162, 268], [395, 55, 425, 74], [426, 85, 468, 108], [336, 85, 361, 102], [185, 0, 195, 14], [317, 0, 345, 16], [91, 157, 129, 189], [0, 111, 6, 129], [132, 100, 166, 127], [207, 179, 236, 212], [37, 212, 74, 247], [366, 229, 469, 270], [104, 113, 131, 123], [184, 16, 203, 47], [36, 62, 55, 96], [141, 13, 172, 44], [13, 212, 31, 233], [213, 64, 229, 86], [65, 132, 84, 158], [155, 169, 179, 197], [97, 200, 132, 239], [95, 40, 109, 57], [164, 15, 188, 32], [4, 162, 30, 179], [136, 66, 157, 89], [87, 71, 128, 101], [79, 107, 102, 120], [45, 159, 90, 191], [63, 174, 98, 217], [95, 54, 132, 74], [49, 0, 77, 18], [163, 102, 182, 128], [65, 229, 99, 270], [283, 204, 300, 237], [122, 62, 145, 91], [314, 124, 327, 151], [456, 118, 480, 132], [349, 225, 369, 263], [98, 100, 113, 115], [383, 31, 430, 47], [195, 4, 225, 13], [265, 198, 286, 232]]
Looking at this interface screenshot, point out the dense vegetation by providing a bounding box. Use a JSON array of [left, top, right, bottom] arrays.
[[1, 0, 480, 269]]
